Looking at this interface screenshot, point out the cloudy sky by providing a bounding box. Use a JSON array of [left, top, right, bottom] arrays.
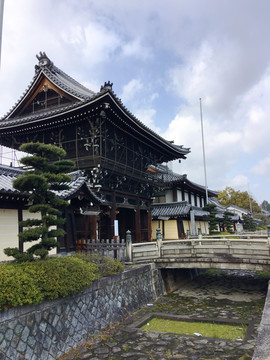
[[1, 0, 270, 204]]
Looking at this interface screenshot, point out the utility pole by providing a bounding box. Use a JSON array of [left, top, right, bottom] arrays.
[[200, 98, 208, 204], [247, 184, 253, 215], [0, 0, 4, 69]]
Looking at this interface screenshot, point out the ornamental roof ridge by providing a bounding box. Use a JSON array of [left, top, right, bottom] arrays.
[[41, 63, 96, 100], [0, 52, 96, 121]]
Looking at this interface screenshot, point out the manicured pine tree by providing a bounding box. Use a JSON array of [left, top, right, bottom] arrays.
[[4, 143, 74, 262], [221, 211, 234, 233], [242, 214, 257, 232], [203, 203, 219, 234]]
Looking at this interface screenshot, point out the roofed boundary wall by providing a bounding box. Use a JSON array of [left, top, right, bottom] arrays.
[[0, 264, 165, 360]]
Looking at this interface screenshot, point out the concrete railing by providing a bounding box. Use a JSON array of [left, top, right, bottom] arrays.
[[126, 232, 270, 265]]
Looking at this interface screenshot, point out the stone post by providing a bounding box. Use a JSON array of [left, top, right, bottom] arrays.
[[198, 228, 202, 245], [126, 230, 133, 263], [156, 228, 162, 258]]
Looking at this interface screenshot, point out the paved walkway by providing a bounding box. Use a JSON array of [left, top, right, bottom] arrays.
[[59, 271, 268, 360]]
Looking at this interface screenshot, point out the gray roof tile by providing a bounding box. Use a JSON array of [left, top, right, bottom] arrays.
[[0, 165, 103, 203]]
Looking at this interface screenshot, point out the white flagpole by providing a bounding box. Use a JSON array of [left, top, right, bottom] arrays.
[[200, 98, 208, 204], [0, 0, 4, 70]]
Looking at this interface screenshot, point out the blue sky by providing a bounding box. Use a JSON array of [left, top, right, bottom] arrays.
[[1, 0, 270, 204]]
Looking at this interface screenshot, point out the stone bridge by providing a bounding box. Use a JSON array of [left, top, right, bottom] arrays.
[[126, 234, 270, 271]]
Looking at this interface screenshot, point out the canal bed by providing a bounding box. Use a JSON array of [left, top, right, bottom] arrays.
[[59, 270, 269, 360]]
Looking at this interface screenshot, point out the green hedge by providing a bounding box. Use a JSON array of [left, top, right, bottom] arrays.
[[73, 253, 124, 278], [0, 254, 124, 311], [0, 256, 98, 310]]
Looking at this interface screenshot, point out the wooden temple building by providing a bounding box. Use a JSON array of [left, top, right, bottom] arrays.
[[150, 164, 218, 238], [0, 52, 190, 254]]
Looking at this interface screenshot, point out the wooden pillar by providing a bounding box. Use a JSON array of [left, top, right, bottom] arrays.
[[89, 216, 97, 241], [110, 191, 116, 239], [182, 188, 185, 202], [135, 199, 141, 243], [18, 207, 23, 252]]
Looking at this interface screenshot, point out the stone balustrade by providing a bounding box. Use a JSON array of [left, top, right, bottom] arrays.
[[127, 235, 270, 271]]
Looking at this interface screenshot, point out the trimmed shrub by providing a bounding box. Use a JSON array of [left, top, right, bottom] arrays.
[[73, 253, 124, 278], [0, 256, 98, 310], [0, 264, 44, 309], [26, 256, 98, 300]]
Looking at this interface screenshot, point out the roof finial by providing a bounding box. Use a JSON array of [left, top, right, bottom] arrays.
[[100, 81, 113, 92], [35, 51, 53, 71]]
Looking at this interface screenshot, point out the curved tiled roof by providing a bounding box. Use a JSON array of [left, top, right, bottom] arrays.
[[0, 165, 103, 203], [149, 164, 218, 196], [2, 52, 95, 121], [0, 52, 190, 159], [152, 201, 210, 218], [0, 165, 25, 196], [152, 202, 191, 217]]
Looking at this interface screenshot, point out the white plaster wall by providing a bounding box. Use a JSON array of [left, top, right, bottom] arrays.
[[177, 190, 183, 202], [165, 190, 173, 203], [0, 209, 18, 262]]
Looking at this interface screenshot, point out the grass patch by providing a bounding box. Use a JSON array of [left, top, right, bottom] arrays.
[[141, 318, 247, 340], [256, 270, 270, 278], [203, 269, 226, 276]]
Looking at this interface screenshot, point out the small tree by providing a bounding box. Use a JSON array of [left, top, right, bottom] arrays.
[[203, 203, 219, 234], [4, 142, 74, 262], [221, 211, 234, 233], [242, 214, 257, 232]]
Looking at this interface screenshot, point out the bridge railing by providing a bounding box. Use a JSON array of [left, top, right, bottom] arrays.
[[125, 230, 270, 263], [199, 233, 268, 240]]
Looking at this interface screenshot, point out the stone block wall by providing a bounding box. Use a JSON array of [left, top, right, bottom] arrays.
[[252, 281, 270, 360], [0, 264, 164, 360]]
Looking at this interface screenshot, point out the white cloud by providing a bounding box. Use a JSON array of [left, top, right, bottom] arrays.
[[229, 175, 249, 189], [252, 155, 270, 176], [121, 38, 152, 60], [61, 22, 121, 66], [135, 108, 160, 133], [120, 79, 144, 103]]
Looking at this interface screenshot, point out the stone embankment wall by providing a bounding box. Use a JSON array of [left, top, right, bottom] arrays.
[[0, 264, 164, 360], [253, 281, 270, 360]]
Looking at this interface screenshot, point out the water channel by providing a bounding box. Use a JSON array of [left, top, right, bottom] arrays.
[[59, 270, 269, 360]]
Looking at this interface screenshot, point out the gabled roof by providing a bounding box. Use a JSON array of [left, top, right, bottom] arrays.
[[3, 52, 95, 120], [0, 165, 103, 203], [0, 52, 190, 160], [149, 164, 218, 197]]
